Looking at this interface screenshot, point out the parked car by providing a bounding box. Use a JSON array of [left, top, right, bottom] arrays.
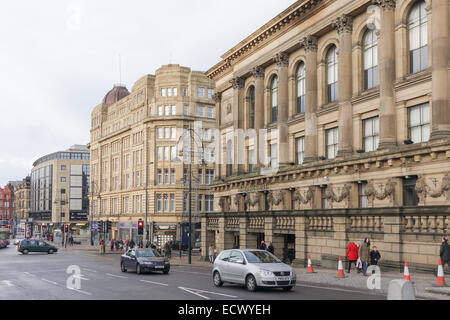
[[17, 239, 58, 254], [212, 249, 296, 292], [120, 249, 170, 274], [0, 239, 9, 249]]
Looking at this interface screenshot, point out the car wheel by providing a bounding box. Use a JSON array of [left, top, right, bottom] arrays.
[[22, 249, 29, 255], [120, 262, 127, 272], [48, 249, 54, 254], [213, 271, 223, 287], [282, 286, 293, 291], [136, 264, 142, 275], [246, 275, 257, 292]]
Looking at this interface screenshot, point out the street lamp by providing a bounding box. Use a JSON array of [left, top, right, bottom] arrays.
[[90, 181, 99, 246], [145, 161, 154, 245], [173, 124, 206, 265]]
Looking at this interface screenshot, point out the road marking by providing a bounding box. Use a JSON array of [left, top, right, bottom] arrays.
[[171, 269, 210, 276], [67, 287, 92, 296], [73, 275, 90, 281], [178, 286, 238, 300], [23, 272, 36, 277], [41, 278, 58, 285], [296, 283, 385, 296], [140, 280, 169, 286], [106, 273, 128, 279], [0, 280, 14, 287], [82, 268, 98, 273]]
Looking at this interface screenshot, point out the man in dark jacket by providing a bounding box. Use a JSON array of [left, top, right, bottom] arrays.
[[370, 246, 381, 266], [360, 238, 371, 276], [440, 237, 450, 269], [267, 242, 274, 254], [260, 240, 267, 251]]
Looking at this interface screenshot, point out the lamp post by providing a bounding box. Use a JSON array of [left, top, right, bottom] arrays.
[[90, 181, 99, 246], [145, 161, 154, 246]]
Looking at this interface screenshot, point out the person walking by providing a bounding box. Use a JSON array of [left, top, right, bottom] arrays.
[[130, 239, 136, 249], [208, 245, 215, 263], [370, 246, 381, 266], [165, 242, 172, 258], [345, 241, 359, 273], [267, 242, 274, 254], [110, 238, 115, 252], [260, 240, 267, 251], [360, 238, 371, 276], [440, 236, 450, 269]]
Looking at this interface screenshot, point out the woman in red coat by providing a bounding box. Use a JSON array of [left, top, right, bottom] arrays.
[[346, 242, 359, 273]]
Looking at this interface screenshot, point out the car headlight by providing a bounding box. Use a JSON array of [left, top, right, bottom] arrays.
[[291, 270, 297, 279], [259, 269, 274, 277]]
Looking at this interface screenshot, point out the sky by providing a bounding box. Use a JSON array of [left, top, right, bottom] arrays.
[[0, 0, 297, 187]]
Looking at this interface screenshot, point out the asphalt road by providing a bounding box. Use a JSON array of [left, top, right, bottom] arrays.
[[0, 244, 385, 300]]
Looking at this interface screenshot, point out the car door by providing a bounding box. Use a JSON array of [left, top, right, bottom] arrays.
[[128, 250, 137, 269], [124, 250, 133, 268], [29, 240, 39, 252], [216, 251, 231, 281], [37, 241, 47, 252], [227, 251, 247, 284]]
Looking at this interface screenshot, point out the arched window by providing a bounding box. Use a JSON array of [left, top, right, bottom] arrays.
[[271, 76, 278, 122], [249, 86, 255, 129], [296, 62, 306, 113], [363, 28, 378, 90], [408, 0, 428, 74], [326, 45, 338, 103]]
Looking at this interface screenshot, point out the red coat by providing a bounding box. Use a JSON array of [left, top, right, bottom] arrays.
[[346, 242, 359, 261]]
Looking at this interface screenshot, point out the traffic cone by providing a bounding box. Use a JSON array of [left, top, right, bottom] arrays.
[[436, 258, 447, 287], [337, 256, 345, 278], [403, 261, 411, 281], [307, 256, 315, 273]]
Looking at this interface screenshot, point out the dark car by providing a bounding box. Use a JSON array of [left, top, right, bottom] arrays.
[[17, 239, 58, 254], [120, 249, 170, 275]]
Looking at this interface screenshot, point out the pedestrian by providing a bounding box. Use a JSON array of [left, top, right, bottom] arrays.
[[360, 238, 371, 276], [370, 246, 381, 266], [130, 239, 135, 249], [208, 245, 214, 263], [260, 240, 267, 250], [267, 242, 274, 254], [440, 236, 450, 269], [110, 238, 115, 252], [115, 239, 119, 251], [345, 241, 359, 273], [125, 238, 129, 251], [164, 242, 171, 258]]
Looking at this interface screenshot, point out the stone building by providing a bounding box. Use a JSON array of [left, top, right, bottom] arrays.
[[12, 177, 31, 221], [89, 64, 216, 246], [203, 0, 450, 272], [0, 185, 14, 221], [30, 145, 90, 239]]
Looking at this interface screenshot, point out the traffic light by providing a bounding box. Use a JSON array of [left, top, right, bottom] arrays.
[[98, 221, 104, 233], [138, 220, 144, 235], [64, 225, 69, 233], [106, 221, 112, 233]]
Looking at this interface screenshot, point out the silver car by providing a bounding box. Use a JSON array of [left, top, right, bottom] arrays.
[[212, 249, 296, 292]]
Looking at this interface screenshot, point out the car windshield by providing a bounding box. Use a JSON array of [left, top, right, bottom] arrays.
[[244, 251, 281, 263], [136, 250, 160, 258]]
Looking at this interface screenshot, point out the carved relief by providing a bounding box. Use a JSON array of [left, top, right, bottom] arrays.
[[247, 192, 260, 208], [325, 184, 352, 206], [226, 103, 232, 115], [415, 174, 450, 203], [366, 179, 397, 206], [267, 190, 284, 210], [300, 35, 318, 52], [332, 15, 353, 34], [372, 0, 396, 10], [251, 66, 265, 79], [230, 77, 245, 90], [212, 92, 222, 103], [293, 187, 315, 205], [275, 52, 289, 67]]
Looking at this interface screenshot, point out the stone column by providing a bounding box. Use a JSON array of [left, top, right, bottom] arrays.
[[213, 93, 222, 178], [332, 15, 354, 157], [230, 77, 245, 174], [430, 0, 450, 139], [374, 0, 397, 149], [275, 52, 290, 166], [293, 216, 308, 267], [252, 66, 265, 169], [300, 35, 319, 162]]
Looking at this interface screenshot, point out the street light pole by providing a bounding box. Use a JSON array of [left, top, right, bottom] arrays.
[[188, 152, 192, 265]]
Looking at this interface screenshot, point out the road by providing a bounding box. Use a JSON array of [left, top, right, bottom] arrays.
[[0, 244, 385, 300]]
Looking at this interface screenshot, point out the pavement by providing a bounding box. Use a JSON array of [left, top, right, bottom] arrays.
[[0, 244, 388, 300], [44, 243, 450, 300]]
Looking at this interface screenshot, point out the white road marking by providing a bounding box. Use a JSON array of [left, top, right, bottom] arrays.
[[82, 268, 98, 273], [140, 280, 169, 286], [178, 286, 238, 300], [171, 269, 210, 276], [40, 278, 58, 285], [67, 287, 92, 296], [23, 272, 36, 277], [0, 280, 14, 287], [73, 275, 90, 281], [106, 273, 128, 279]]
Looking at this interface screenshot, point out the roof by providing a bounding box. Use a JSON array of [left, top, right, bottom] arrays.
[[102, 84, 130, 106]]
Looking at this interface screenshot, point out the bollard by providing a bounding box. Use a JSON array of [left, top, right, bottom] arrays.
[[387, 279, 416, 300]]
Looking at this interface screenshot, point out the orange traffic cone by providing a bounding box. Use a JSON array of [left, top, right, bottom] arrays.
[[436, 258, 447, 287], [337, 256, 345, 278], [403, 261, 411, 281], [307, 256, 315, 273]]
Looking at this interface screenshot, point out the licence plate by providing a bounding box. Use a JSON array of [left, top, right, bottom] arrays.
[[276, 277, 290, 281], [155, 266, 164, 269]]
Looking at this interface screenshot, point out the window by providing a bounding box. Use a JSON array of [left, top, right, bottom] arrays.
[[170, 194, 175, 212], [248, 149, 255, 172], [161, 88, 166, 97], [171, 146, 176, 161], [61, 177, 66, 182], [363, 117, 379, 152], [326, 45, 338, 103], [205, 195, 214, 212], [182, 88, 187, 97], [183, 168, 188, 185], [270, 143, 278, 168], [198, 169, 203, 184], [359, 182, 369, 208], [403, 177, 419, 206], [321, 187, 329, 209], [61, 189, 66, 194], [326, 128, 339, 159], [164, 147, 169, 161], [271, 76, 278, 122], [408, 1, 428, 74], [164, 127, 170, 139], [296, 62, 306, 113], [184, 105, 189, 116], [156, 194, 162, 212], [157, 147, 163, 161], [198, 87, 204, 98], [164, 169, 169, 184], [157, 169, 162, 185], [171, 128, 177, 140], [157, 128, 163, 139], [172, 105, 177, 115], [61, 165, 66, 171], [170, 168, 175, 184], [197, 195, 203, 212], [205, 169, 214, 185], [158, 106, 163, 116], [207, 89, 213, 99], [163, 194, 168, 212], [296, 137, 305, 165], [173, 88, 177, 97], [167, 88, 172, 97], [363, 29, 378, 90], [249, 86, 255, 129], [165, 106, 170, 116], [408, 103, 430, 143], [207, 107, 214, 119], [197, 106, 204, 117]]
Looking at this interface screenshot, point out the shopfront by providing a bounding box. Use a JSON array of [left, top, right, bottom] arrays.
[[153, 224, 177, 247]]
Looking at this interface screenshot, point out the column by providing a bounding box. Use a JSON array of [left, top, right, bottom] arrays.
[[252, 66, 265, 169], [213, 92, 222, 178], [332, 15, 354, 157], [300, 35, 319, 162], [430, 0, 450, 139], [230, 77, 245, 174], [375, 0, 397, 149], [275, 52, 290, 166]]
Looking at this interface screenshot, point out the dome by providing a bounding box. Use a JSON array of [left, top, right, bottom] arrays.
[[102, 84, 130, 106]]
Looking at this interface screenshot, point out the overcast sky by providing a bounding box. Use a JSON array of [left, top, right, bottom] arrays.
[[0, 0, 296, 187]]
